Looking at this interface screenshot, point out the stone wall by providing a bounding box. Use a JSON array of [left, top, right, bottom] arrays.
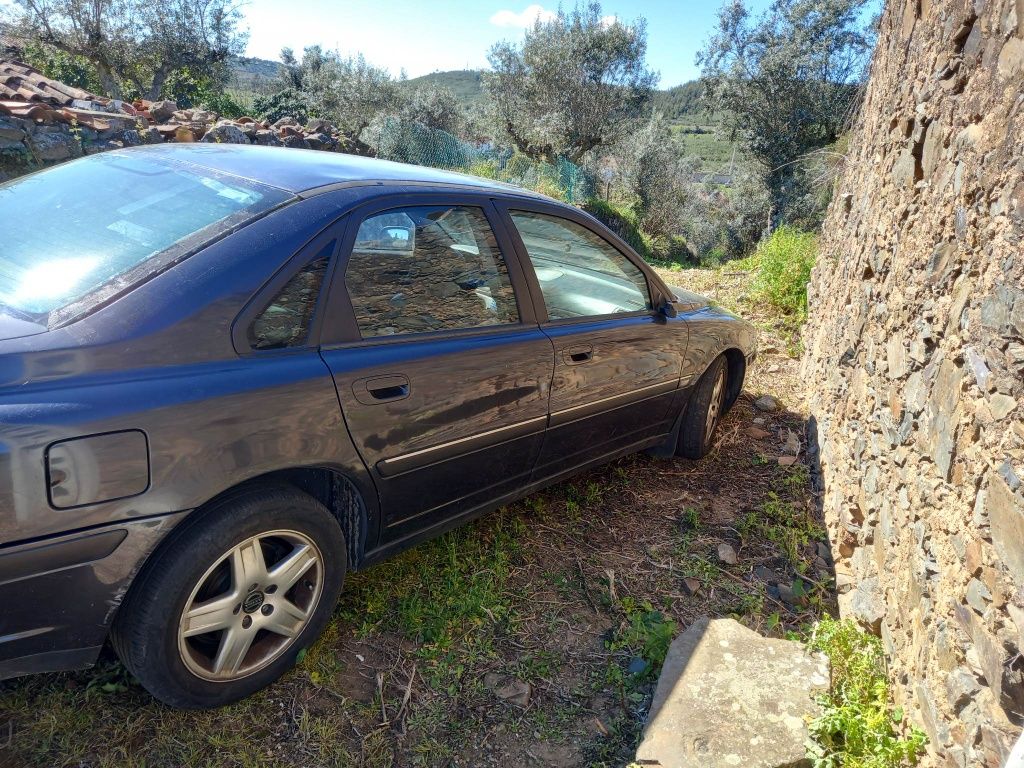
[[802, 0, 1024, 764]]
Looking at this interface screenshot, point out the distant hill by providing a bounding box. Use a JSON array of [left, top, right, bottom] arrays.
[[229, 56, 281, 91], [401, 70, 486, 103]]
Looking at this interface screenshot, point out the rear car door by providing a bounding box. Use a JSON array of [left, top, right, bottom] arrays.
[[319, 194, 553, 542], [497, 202, 690, 480]]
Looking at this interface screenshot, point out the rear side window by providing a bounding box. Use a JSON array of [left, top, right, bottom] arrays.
[[248, 242, 334, 350], [509, 211, 651, 320], [0, 153, 290, 324], [345, 205, 520, 338]]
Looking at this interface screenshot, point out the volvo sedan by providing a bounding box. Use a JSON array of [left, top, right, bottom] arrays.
[[0, 145, 755, 708]]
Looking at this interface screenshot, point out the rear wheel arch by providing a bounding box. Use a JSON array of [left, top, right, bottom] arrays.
[[124, 467, 374, 613]]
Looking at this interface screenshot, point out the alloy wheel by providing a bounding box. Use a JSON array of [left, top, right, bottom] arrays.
[[705, 366, 727, 445], [177, 530, 323, 682]]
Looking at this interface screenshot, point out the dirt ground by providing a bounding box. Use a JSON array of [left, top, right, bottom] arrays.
[[0, 267, 836, 768]]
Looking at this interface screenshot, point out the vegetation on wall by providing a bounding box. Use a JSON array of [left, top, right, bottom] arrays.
[[805, 618, 928, 768]]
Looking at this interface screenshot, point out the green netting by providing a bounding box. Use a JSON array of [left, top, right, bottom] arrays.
[[369, 118, 595, 203]]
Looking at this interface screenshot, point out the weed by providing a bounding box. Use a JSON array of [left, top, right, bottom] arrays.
[[805, 617, 927, 768], [751, 226, 817, 321], [607, 597, 676, 677], [738, 492, 824, 572]]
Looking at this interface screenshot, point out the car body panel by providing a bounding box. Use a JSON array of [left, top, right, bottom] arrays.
[[0, 146, 756, 681]]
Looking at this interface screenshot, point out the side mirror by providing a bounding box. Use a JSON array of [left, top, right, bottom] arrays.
[[659, 297, 678, 318]]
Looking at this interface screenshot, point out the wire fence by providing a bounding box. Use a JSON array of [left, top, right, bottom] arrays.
[[369, 118, 595, 203]]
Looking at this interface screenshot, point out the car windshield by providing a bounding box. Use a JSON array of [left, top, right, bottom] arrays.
[[0, 153, 291, 323]]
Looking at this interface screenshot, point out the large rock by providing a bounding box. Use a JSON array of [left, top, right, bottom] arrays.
[[200, 123, 250, 145], [148, 99, 178, 122], [636, 617, 829, 768]]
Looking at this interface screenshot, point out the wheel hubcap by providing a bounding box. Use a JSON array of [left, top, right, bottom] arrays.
[[705, 367, 727, 442], [177, 530, 323, 682]]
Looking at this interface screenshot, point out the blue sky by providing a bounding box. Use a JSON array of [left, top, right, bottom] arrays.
[[242, 0, 777, 88]]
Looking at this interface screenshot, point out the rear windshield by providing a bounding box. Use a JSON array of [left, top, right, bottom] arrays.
[[0, 153, 291, 323]]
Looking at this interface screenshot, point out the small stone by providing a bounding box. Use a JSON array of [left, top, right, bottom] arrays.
[[778, 456, 797, 466], [627, 657, 650, 676], [752, 417, 766, 425], [945, 668, 981, 712], [965, 578, 992, 613], [682, 577, 702, 596], [745, 426, 770, 439], [989, 394, 1017, 420], [753, 566, 775, 583], [754, 395, 780, 412], [782, 429, 801, 455], [493, 678, 531, 707], [717, 543, 738, 565]]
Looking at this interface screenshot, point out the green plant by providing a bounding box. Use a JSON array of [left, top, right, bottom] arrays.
[[752, 226, 817, 320], [608, 597, 676, 677], [805, 617, 927, 768], [738, 492, 824, 572]]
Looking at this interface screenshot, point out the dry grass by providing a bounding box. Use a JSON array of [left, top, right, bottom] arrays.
[[0, 267, 833, 768]]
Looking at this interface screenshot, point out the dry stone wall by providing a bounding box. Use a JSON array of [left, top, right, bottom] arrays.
[[803, 0, 1024, 764]]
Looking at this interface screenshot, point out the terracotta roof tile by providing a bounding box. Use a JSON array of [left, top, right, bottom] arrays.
[[0, 58, 100, 106]]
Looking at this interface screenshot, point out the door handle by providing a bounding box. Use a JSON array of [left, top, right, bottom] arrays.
[[353, 375, 410, 404], [563, 345, 594, 365]]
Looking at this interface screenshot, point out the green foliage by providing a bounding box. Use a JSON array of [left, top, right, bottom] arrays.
[[344, 512, 523, 691], [20, 41, 103, 94], [252, 88, 310, 125], [6, 0, 246, 99], [201, 90, 251, 119], [738, 491, 824, 572], [582, 199, 654, 260], [608, 597, 676, 677], [806, 617, 928, 768], [486, 1, 656, 162], [699, 0, 875, 220], [751, 226, 817, 319]]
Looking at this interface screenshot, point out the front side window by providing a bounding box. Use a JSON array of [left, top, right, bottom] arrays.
[[345, 205, 519, 338], [509, 211, 651, 320], [0, 153, 290, 324], [247, 242, 334, 350]]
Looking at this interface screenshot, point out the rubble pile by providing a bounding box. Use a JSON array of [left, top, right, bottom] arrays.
[[0, 58, 350, 180]]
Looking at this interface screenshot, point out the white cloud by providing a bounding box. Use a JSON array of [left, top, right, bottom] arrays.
[[489, 4, 557, 29], [600, 14, 618, 27]]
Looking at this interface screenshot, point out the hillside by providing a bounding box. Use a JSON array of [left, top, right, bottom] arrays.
[[399, 69, 485, 103], [229, 55, 280, 91], [226, 60, 743, 172]]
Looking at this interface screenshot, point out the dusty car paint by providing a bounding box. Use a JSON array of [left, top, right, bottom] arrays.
[[0, 145, 756, 681]]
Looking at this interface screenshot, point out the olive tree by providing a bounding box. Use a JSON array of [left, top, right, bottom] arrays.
[[2, 0, 245, 100], [485, 2, 656, 163], [300, 51, 402, 154], [698, 0, 875, 218]]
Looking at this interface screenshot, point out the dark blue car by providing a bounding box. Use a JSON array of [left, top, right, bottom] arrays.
[[0, 145, 755, 707]]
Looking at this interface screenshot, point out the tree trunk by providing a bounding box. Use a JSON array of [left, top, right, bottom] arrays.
[[95, 63, 123, 100]]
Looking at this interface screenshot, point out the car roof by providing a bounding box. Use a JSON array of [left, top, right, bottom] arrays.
[[113, 143, 552, 199]]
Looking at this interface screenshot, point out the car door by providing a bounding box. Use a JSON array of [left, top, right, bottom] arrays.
[[496, 201, 690, 480], [319, 193, 553, 542]]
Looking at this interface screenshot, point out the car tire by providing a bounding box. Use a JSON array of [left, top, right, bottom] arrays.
[[110, 484, 347, 709], [677, 355, 728, 460]]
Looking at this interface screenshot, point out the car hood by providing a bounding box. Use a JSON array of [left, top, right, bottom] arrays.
[[665, 284, 712, 312], [0, 311, 47, 342]]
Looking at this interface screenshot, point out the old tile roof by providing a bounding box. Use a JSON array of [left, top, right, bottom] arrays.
[[0, 59, 99, 105]]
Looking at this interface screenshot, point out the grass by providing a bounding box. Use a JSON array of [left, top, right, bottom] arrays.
[[805, 617, 928, 768]]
